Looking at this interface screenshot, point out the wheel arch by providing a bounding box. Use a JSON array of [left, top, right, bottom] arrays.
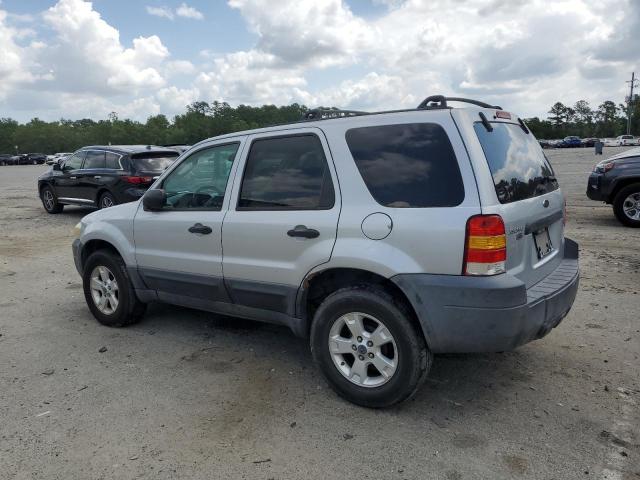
[[296, 267, 427, 345], [610, 177, 640, 203], [80, 239, 124, 272]]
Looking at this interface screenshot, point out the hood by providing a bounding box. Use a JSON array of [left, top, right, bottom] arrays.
[[81, 199, 140, 226], [605, 146, 640, 162]]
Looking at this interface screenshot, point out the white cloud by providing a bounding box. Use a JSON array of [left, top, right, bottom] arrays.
[[146, 6, 174, 20], [176, 3, 204, 20]]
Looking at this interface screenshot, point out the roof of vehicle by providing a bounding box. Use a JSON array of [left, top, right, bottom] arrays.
[[606, 146, 640, 161], [191, 95, 515, 148], [80, 145, 180, 154]]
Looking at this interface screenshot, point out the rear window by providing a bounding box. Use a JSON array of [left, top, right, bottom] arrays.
[[345, 123, 464, 208], [474, 122, 558, 204], [131, 151, 179, 171]]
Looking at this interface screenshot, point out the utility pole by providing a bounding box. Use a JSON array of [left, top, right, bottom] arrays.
[[626, 72, 638, 135]]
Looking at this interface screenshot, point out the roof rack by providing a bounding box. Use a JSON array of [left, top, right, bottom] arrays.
[[303, 108, 368, 121], [417, 95, 502, 110]]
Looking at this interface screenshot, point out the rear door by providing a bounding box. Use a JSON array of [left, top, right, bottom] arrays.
[[458, 111, 565, 288], [221, 129, 340, 314]]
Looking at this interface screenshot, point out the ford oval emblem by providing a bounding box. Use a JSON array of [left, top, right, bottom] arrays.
[[543, 199, 550, 208]]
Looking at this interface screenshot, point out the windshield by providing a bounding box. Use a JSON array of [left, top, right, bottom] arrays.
[[474, 122, 558, 204]]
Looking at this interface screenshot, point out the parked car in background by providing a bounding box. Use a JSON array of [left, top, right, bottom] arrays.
[[557, 136, 582, 148], [46, 152, 72, 165], [163, 144, 191, 154], [539, 139, 552, 149], [581, 138, 599, 148], [0, 154, 16, 165], [38, 145, 180, 213], [69, 96, 579, 407], [587, 147, 640, 227], [19, 153, 47, 165], [616, 135, 635, 146]]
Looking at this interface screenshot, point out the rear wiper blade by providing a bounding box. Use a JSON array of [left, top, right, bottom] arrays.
[[478, 112, 493, 132]]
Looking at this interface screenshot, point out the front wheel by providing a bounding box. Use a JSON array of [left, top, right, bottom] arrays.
[[613, 183, 640, 227], [41, 186, 63, 214], [82, 250, 146, 327], [310, 286, 432, 408]]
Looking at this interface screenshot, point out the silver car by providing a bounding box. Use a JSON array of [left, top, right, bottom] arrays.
[[71, 96, 579, 407]]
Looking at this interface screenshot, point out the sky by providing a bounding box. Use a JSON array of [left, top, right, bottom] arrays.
[[0, 0, 638, 123]]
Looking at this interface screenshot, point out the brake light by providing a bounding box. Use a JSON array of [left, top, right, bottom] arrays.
[[463, 215, 506, 276], [495, 111, 511, 119], [122, 176, 153, 184]]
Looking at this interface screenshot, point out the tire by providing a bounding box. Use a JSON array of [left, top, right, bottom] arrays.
[[82, 249, 146, 327], [613, 183, 640, 228], [310, 285, 432, 408], [99, 192, 116, 209], [40, 186, 64, 214]]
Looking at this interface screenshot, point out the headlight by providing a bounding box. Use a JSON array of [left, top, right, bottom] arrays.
[[73, 222, 82, 238], [594, 161, 615, 173]]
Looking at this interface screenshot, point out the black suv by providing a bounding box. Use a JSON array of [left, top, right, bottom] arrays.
[[38, 145, 180, 213], [587, 147, 640, 227], [19, 153, 47, 165]]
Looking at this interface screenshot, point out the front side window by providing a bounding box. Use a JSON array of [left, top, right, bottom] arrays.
[[238, 135, 335, 210], [63, 152, 85, 171], [161, 143, 239, 210], [84, 151, 105, 169], [346, 123, 464, 208]]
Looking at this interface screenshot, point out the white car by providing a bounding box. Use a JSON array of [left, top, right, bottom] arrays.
[[46, 152, 72, 165], [616, 135, 636, 146]]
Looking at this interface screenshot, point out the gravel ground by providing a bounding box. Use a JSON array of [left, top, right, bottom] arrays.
[[0, 147, 638, 480]]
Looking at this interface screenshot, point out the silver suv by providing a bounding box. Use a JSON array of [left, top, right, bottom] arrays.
[[71, 96, 579, 407]]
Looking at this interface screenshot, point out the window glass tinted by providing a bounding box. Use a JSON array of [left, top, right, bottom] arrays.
[[474, 123, 558, 204], [346, 123, 464, 208], [84, 151, 105, 169], [162, 143, 239, 210], [132, 152, 179, 172], [238, 135, 334, 210], [63, 152, 84, 171], [105, 152, 121, 169]]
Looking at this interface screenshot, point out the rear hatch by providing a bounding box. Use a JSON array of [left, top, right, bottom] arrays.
[[130, 151, 180, 175], [465, 113, 565, 288]]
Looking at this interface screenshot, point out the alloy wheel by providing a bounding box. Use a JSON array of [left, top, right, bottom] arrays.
[[622, 192, 640, 221], [90, 265, 119, 315], [43, 190, 55, 211], [328, 312, 398, 388]]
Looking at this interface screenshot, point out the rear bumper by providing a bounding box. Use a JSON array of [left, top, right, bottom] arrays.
[[392, 238, 579, 353]]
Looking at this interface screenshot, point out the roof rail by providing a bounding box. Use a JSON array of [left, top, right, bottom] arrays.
[[303, 108, 368, 121], [417, 96, 502, 110]]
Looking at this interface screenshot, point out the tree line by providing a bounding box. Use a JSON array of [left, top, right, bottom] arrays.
[[1, 98, 638, 154]]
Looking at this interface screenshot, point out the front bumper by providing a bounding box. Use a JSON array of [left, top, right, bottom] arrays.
[[72, 239, 83, 275], [586, 173, 606, 201], [392, 238, 579, 353]]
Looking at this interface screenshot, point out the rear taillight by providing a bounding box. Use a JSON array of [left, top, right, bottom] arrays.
[[463, 214, 506, 276], [122, 176, 153, 185]]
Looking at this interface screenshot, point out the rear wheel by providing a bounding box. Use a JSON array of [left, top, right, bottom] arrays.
[[99, 192, 116, 209], [41, 186, 63, 214], [82, 249, 146, 327], [613, 183, 640, 227], [310, 286, 431, 408]]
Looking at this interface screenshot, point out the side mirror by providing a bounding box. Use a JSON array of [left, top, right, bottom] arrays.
[[53, 163, 61, 171], [143, 189, 166, 211]]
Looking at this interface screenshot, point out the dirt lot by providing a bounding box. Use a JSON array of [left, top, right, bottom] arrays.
[[0, 147, 638, 480]]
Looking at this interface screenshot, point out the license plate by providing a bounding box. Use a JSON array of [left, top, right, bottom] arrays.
[[533, 228, 554, 259]]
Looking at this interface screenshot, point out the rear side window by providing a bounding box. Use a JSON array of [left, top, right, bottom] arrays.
[[474, 123, 558, 204], [105, 152, 121, 169], [131, 151, 179, 172], [84, 151, 105, 169], [238, 135, 335, 210], [345, 123, 464, 208]]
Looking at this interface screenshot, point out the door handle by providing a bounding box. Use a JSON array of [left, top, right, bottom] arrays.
[[188, 223, 213, 235], [94, 175, 101, 179], [69, 176, 77, 179], [287, 225, 320, 239]]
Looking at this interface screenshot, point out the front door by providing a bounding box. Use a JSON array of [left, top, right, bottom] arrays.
[[54, 151, 86, 201], [222, 129, 340, 315], [134, 139, 244, 305]]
